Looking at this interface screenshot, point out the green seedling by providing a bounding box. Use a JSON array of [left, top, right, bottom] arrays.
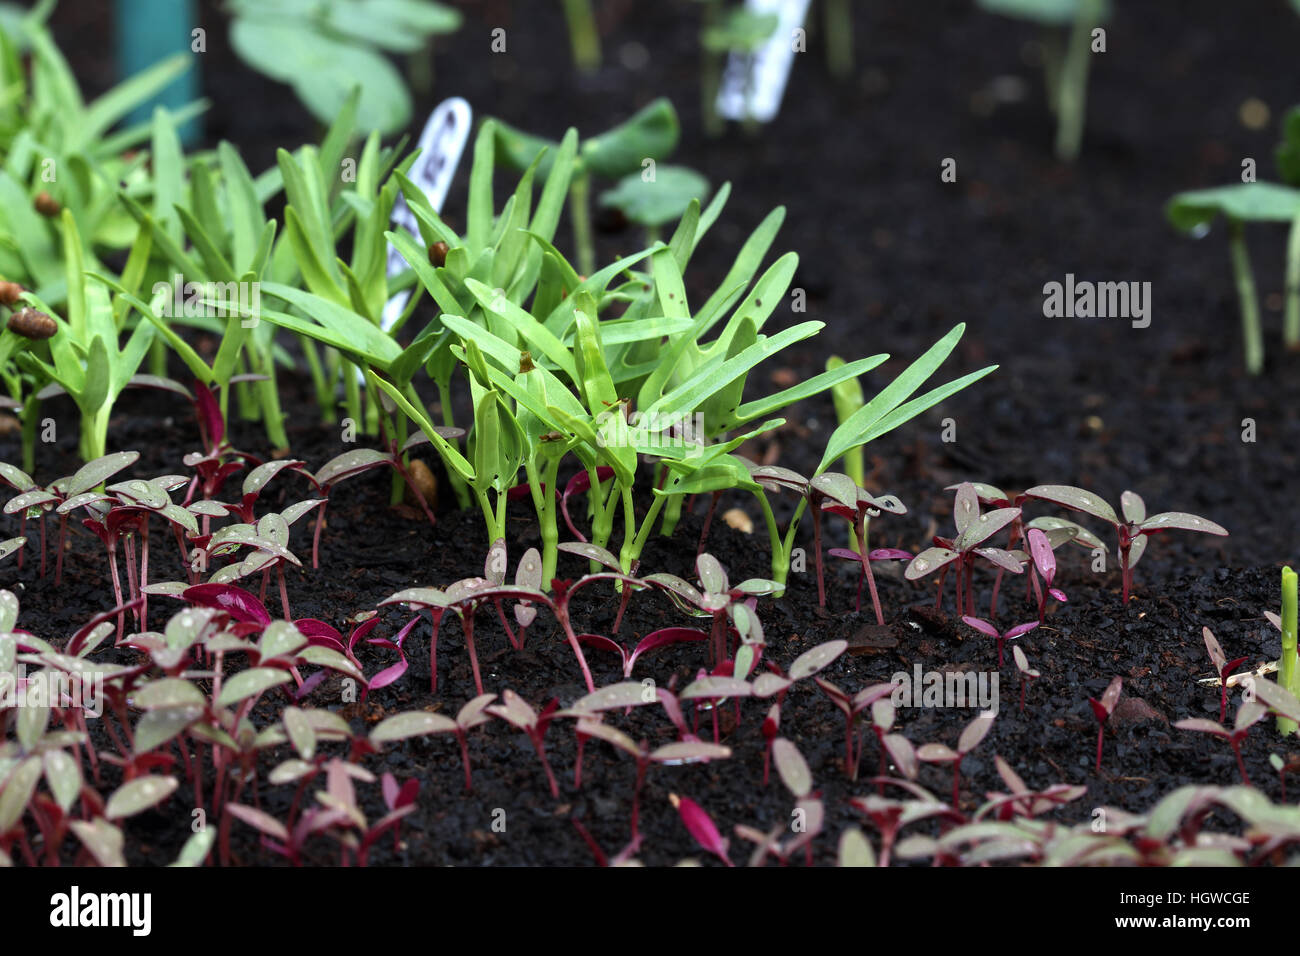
[[1167, 111, 1300, 370], [227, 0, 461, 134], [561, 0, 601, 72], [599, 165, 711, 244], [491, 98, 681, 274], [975, 0, 1108, 161], [697, 1, 779, 135], [12, 214, 193, 462], [1279, 566, 1298, 736]]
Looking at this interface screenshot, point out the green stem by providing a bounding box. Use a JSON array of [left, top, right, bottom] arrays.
[[1040, 28, 1064, 114], [701, 1, 724, 137], [299, 336, 334, 422], [1228, 218, 1265, 376], [1286, 209, 1300, 349], [570, 170, 595, 278], [251, 347, 288, 449], [824, 0, 853, 79], [436, 379, 471, 509], [626, 488, 668, 570], [1054, 0, 1101, 162], [20, 396, 39, 474], [561, 0, 601, 72], [1280, 567, 1298, 736]]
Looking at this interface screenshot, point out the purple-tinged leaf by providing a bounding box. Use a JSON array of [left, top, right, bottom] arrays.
[[958, 715, 995, 754], [184, 583, 272, 626], [1026, 527, 1055, 580], [626, 628, 708, 674], [106, 775, 178, 819], [669, 793, 731, 866], [748, 464, 808, 493], [681, 676, 752, 700], [488, 689, 540, 730], [217, 668, 292, 707], [955, 507, 1021, 551], [557, 541, 622, 571], [952, 482, 979, 535], [69, 819, 126, 867], [1005, 622, 1040, 641], [838, 827, 876, 867], [1012, 645, 1038, 676], [458, 693, 498, 729], [789, 639, 847, 681], [917, 743, 959, 763], [905, 547, 960, 580], [962, 616, 1000, 639], [1247, 679, 1300, 722], [772, 738, 813, 798], [883, 734, 918, 779], [752, 672, 793, 698], [380, 587, 452, 609], [68, 451, 140, 497], [1120, 490, 1146, 524], [974, 547, 1025, 574], [696, 553, 727, 594], [315, 449, 390, 488], [193, 384, 225, 448], [371, 711, 457, 742], [1174, 718, 1229, 738], [575, 682, 655, 712], [1025, 485, 1119, 526], [810, 472, 859, 509], [650, 741, 731, 764], [0, 462, 35, 492], [225, 803, 290, 842], [1139, 512, 1228, 536], [4, 489, 57, 514]]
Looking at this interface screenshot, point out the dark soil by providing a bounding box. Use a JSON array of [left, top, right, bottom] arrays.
[[8, 0, 1300, 864]]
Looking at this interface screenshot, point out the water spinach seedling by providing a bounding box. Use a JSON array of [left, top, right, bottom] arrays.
[[1278, 566, 1300, 736]]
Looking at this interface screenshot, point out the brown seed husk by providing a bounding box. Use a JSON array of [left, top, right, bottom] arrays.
[[7, 307, 57, 339], [405, 458, 438, 511], [34, 191, 60, 217], [0, 281, 23, 306], [429, 241, 449, 268]]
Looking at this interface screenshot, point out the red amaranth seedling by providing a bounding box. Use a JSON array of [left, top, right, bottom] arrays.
[[1174, 702, 1266, 786], [814, 677, 898, 779], [1012, 645, 1040, 713], [817, 475, 908, 623], [961, 615, 1039, 668], [1202, 627, 1249, 724], [574, 718, 729, 848], [1025, 485, 1228, 604], [669, 793, 732, 866], [1, 452, 139, 583], [905, 482, 1023, 617], [1024, 527, 1068, 623], [645, 552, 780, 668], [488, 690, 562, 797], [917, 714, 995, 809], [369, 695, 497, 792], [827, 547, 913, 619], [577, 627, 709, 678], [849, 793, 962, 867], [1088, 676, 1123, 772]]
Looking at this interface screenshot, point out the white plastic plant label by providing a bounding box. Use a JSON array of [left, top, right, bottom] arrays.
[[381, 96, 473, 330], [716, 0, 813, 124]]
